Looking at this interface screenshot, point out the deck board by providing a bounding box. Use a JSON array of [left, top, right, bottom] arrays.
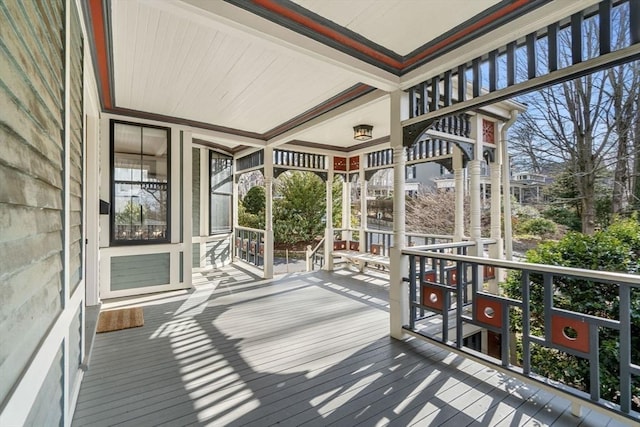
[[72, 266, 626, 426]]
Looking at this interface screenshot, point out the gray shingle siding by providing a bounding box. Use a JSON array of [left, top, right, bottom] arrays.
[[0, 0, 66, 404]]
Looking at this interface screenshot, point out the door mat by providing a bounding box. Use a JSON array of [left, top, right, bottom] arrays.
[[96, 307, 144, 333]]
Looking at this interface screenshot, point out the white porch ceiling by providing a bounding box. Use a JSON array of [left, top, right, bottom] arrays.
[[291, 0, 501, 56], [92, 0, 574, 153], [111, 0, 359, 135]]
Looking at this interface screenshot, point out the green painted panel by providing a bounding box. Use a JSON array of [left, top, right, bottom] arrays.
[[180, 132, 184, 243], [25, 345, 63, 427], [111, 253, 170, 291], [192, 148, 200, 236], [192, 243, 200, 268], [179, 251, 184, 282]]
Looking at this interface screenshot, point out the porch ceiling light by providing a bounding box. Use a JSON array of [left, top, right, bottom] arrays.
[[353, 124, 373, 141]]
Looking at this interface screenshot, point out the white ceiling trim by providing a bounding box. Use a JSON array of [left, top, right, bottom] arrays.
[[171, 0, 400, 91], [103, 112, 267, 149], [400, 0, 603, 90], [266, 89, 389, 147]]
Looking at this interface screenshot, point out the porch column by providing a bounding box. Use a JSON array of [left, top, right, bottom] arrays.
[[501, 111, 518, 260], [488, 153, 502, 294], [453, 146, 465, 241], [324, 159, 334, 270], [469, 116, 484, 257], [359, 156, 366, 252], [389, 90, 408, 339], [263, 147, 274, 279]]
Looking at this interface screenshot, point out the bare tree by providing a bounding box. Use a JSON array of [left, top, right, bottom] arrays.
[[406, 190, 467, 236], [607, 63, 639, 214], [511, 11, 640, 233], [509, 123, 548, 173], [605, 3, 640, 215], [633, 94, 640, 210]]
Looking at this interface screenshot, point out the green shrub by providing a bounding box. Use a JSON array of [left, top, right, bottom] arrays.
[[502, 217, 640, 409], [541, 206, 581, 231], [517, 217, 556, 236]]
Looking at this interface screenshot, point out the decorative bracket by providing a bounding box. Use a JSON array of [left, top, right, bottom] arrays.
[[454, 141, 474, 164], [273, 167, 327, 181], [483, 147, 496, 163], [235, 167, 263, 183], [403, 119, 436, 148]]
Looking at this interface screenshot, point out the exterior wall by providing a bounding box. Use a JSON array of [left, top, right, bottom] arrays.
[[0, 0, 92, 424], [205, 236, 232, 268], [98, 123, 192, 298], [97, 121, 236, 296]]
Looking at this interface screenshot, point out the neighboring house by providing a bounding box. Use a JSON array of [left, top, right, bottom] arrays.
[[434, 167, 551, 205], [510, 171, 552, 204]]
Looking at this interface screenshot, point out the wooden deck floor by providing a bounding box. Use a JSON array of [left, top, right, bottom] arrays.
[[72, 265, 628, 426]]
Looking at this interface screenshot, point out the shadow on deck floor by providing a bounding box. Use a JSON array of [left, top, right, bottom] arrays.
[[72, 266, 626, 427]]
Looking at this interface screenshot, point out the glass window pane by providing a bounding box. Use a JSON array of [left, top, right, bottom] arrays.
[[141, 183, 168, 239], [112, 121, 170, 243], [211, 153, 232, 194], [114, 123, 142, 154], [114, 184, 143, 241], [210, 193, 231, 233]]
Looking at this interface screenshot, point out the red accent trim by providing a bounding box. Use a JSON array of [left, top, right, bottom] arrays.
[[421, 285, 444, 311], [484, 265, 496, 279], [551, 315, 589, 353], [333, 240, 347, 250], [483, 119, 496, 143], [334, 156, 347, 171], [348, 156, 359, 171], [88, 0, 111, 109], [475, 296, 502, 328], [424, 271, 436, 283], [403, 0, 535, 68], [253, 0, 403, 69], [253, 0, 535, 71], [447, 269, 457, 285]]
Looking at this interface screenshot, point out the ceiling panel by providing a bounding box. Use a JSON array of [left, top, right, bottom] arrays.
[[290, 95, 390, 149], [111, 0, 360, 134], [291, 0, 501, 56]]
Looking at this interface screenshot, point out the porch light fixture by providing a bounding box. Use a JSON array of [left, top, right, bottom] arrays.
[[353, 124, 373, 141]]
